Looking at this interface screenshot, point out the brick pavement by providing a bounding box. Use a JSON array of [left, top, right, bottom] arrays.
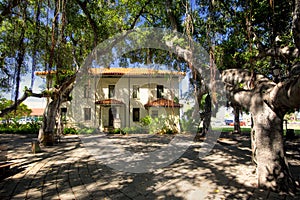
[[0, 133, 299, 199]]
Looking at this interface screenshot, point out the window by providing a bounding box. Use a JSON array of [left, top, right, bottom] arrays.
[[84, 85, 91, 98], [157, 85, 164, 98], [132, 85, 140, 99], [108, 85, 115, 98], [84, 108, 91, 121], [151, 110, 158, 118], [133, 108, 140, 122]]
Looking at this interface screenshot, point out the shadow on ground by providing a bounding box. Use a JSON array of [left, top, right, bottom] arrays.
[[0, 132, 299, 199]]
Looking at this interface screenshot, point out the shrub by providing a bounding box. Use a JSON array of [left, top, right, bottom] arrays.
[[63, 127, 78, 135], [109, 128, 125, 135], [150, 116, 178, 134], [122, 126, 137, 134], [140, 116, 152, 126]]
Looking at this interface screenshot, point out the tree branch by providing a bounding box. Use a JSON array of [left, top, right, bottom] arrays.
[[221, 68, 300, 113], [270, 75, 300, 110], [76, 0, 99, 47], [231, 90, 253, 111], [256, 46, 300, 59], [0, 0, 21, 24], [0, 89, 49, 117], [128, 0, 152, 30], [218, 0, 236, 17], [0, 77, 75, 117], [293, 0, 300, 51], [222, 69, 276, 111], [58, 73, 76, 93], [166, 0, 178, 31], [222, 68, 256, 88]]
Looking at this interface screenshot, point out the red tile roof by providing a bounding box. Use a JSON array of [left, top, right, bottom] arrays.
[[144, 98, 182, 108], [30, 108, 45, 116], [35, 70, 56, 76], [95, 99, 124, 105], [88, 68, 185, 76], [35, 68, 185, 77]]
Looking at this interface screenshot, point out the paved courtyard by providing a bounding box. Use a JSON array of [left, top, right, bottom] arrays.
[[0, 133, 299, 199]]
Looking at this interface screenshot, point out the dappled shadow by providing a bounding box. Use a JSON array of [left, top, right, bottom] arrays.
[[0, 133, 299, 199], [107, 134, 174, 153]]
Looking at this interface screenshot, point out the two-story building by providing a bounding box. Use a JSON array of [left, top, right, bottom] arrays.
[[68, 67, 184, 132]]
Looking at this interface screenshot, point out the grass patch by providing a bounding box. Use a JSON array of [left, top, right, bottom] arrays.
[[295, 129, 300, 135], [212, 127, 251, 133], [213, 126, 300, 135]]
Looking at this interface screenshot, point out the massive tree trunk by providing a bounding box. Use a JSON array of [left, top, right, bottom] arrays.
[[38, 75, 76, 146], [222, 69, 299, 193], [39, 97, 60, 146], [252, 102, 296, 191]]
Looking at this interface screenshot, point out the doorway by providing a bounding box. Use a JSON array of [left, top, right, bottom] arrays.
[[108, 108, 115, 127]]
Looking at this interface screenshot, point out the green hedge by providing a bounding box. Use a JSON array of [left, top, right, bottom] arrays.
[[0, 121, 41, 134]]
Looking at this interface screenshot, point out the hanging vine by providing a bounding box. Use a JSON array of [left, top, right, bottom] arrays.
[[30, 0, 41, 90], [48, 0, 60, 89], [56, 0, 67, 84], [208, 0, 217, 105], [183, 0, 194, 46], [14, 1, 27, 112], [56, 0, 68, 139]]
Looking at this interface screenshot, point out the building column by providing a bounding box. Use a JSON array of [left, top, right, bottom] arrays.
[[99, 106, 103, 131]]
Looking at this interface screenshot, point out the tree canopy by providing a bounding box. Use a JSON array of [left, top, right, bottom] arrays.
[[0, 0, 299, 88]]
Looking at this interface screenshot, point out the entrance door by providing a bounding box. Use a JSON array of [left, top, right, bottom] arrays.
[[109, 108, 114, 127]]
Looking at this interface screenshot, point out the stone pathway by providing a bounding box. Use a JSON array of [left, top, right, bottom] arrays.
[[0, 133, 299, 199]]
